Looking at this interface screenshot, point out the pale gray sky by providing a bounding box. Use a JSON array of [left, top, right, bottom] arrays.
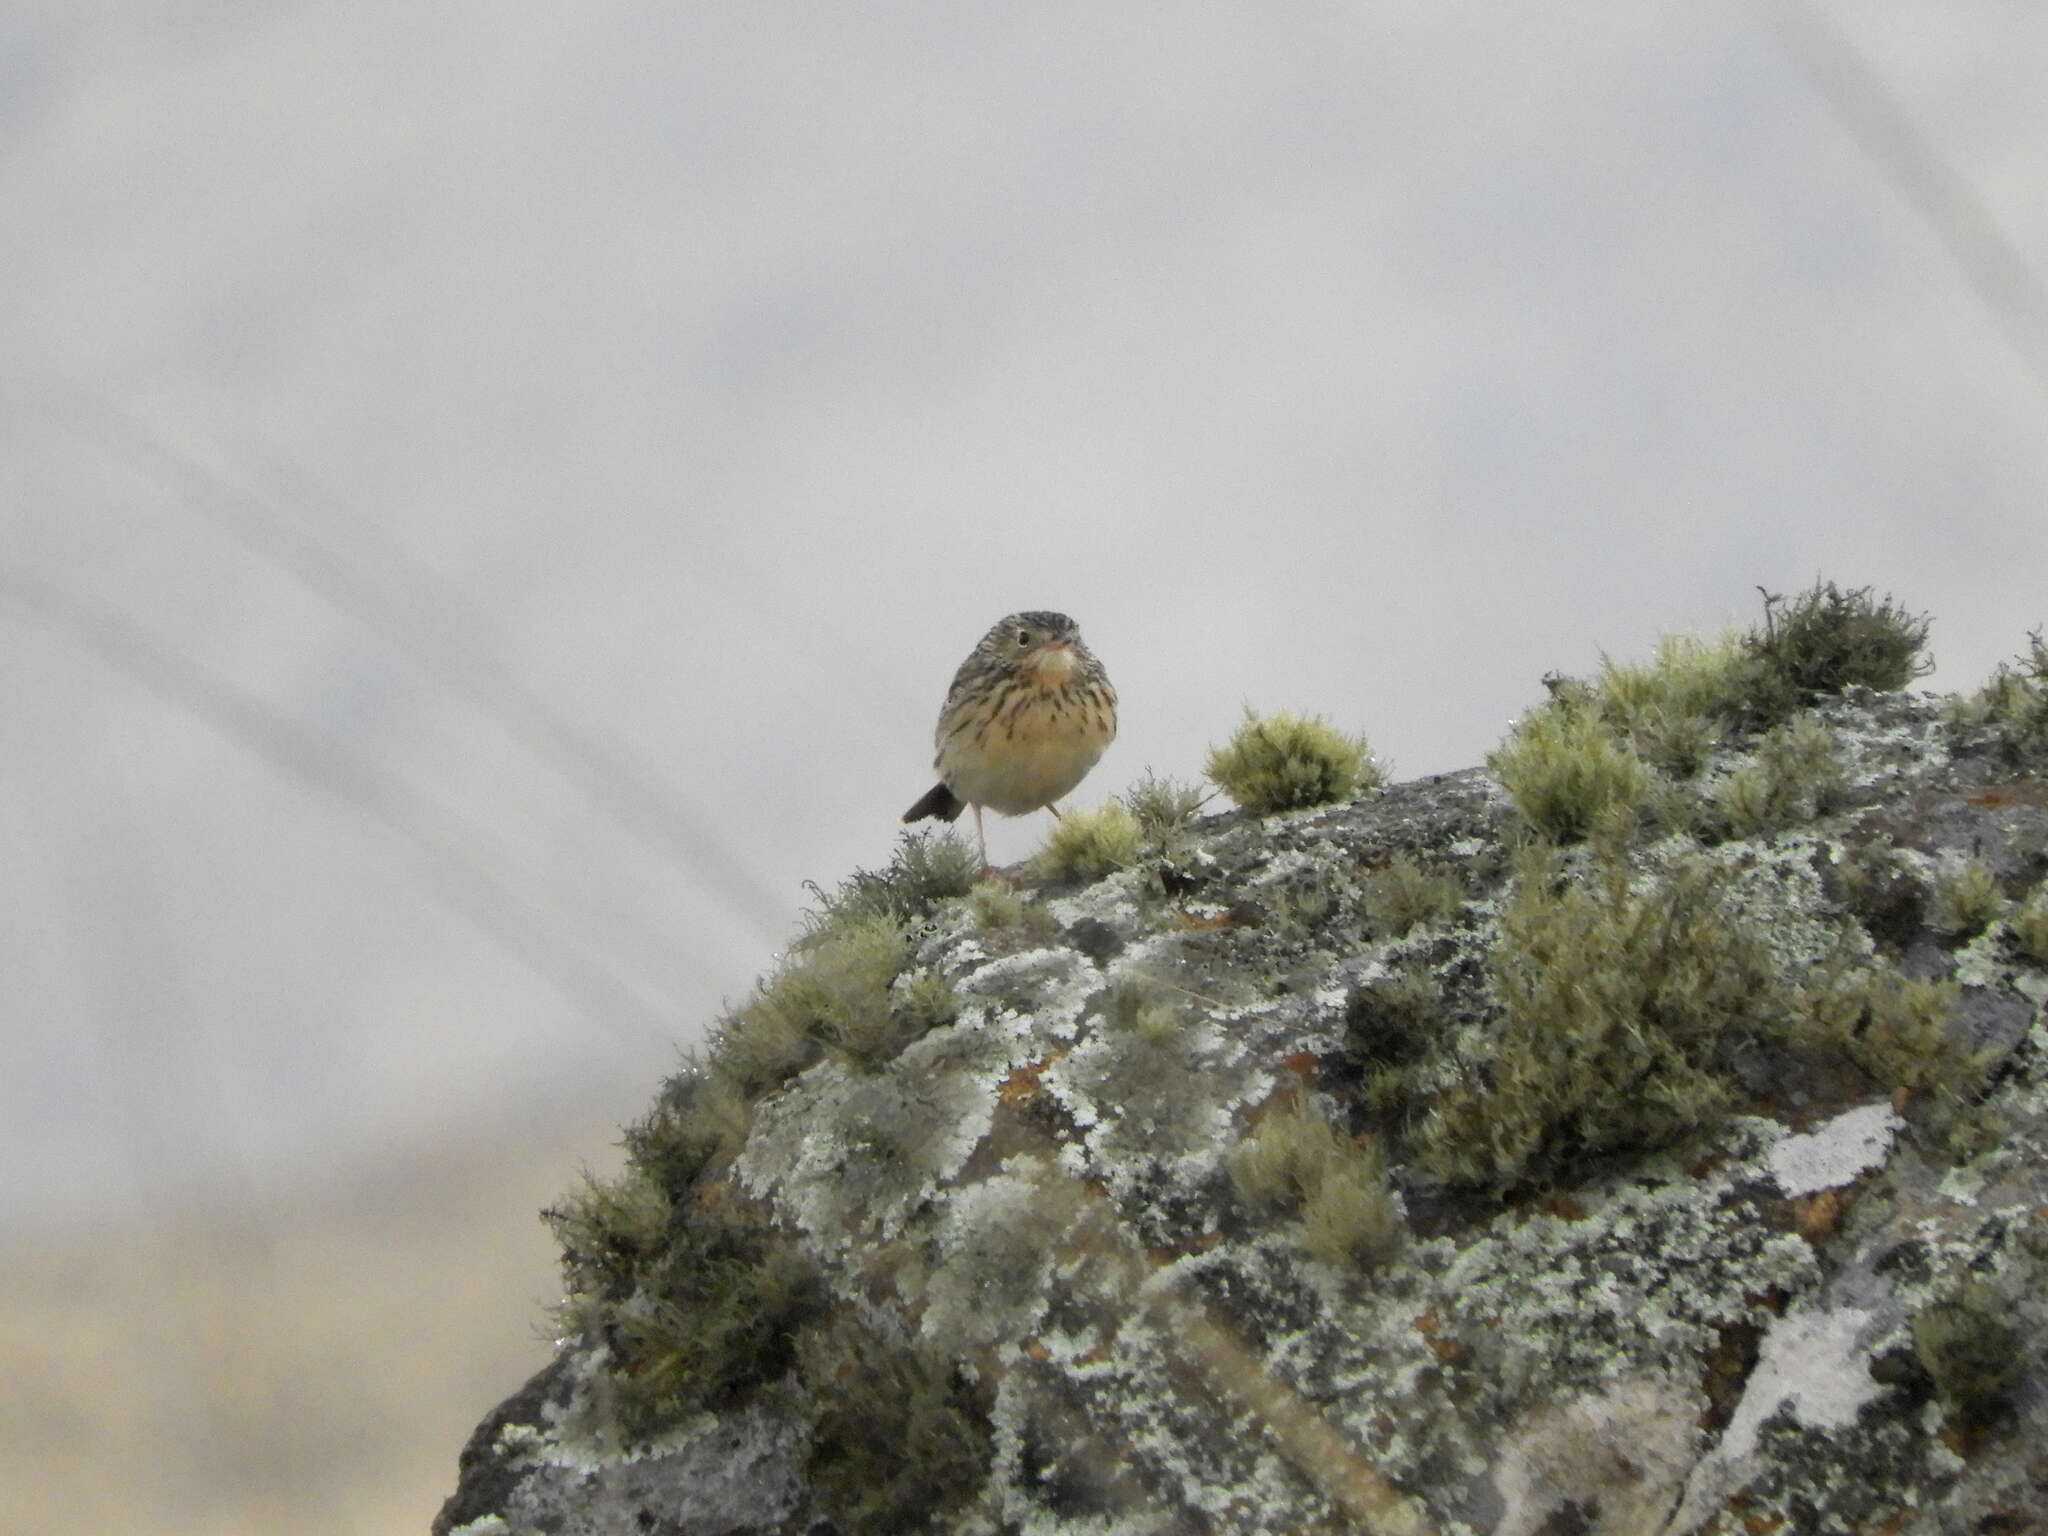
[[3, 0, 2046, 1222]]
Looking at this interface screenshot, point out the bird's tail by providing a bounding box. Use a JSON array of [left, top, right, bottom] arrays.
[[902, 782, 965, 823]]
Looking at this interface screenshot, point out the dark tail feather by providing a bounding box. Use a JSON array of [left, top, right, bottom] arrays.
[[902, 782, 965, 824]]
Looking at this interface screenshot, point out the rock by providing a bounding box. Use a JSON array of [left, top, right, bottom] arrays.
[[440, 681, 2048, 1535]]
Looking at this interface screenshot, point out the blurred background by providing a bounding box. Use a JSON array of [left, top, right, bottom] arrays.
[[2, 2, 2044, 1529]]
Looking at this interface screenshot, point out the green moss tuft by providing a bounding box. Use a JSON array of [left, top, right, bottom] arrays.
[[1362, 856, 1462, 937], [1231, 1095, 1403, 1269], [1096, 975, 1182, 1043], [1833, 839, 1927, 954], [1299, 1141, 1404, 1269], [1419, 855, 1785, 1188], [1799, 967, 1977, 1105], [2012, 889, 2048, 965], [1489, 706, 1651, 844], [1710, 714, 1847, 839], [620, 1071, 750, 1201], [545, 1166, 672, 1301], [798, 1314, 992, 1530], [1744, 580, 1932, 722], [1913, 1277, 2022, 1430], [1952, 630, 2048, 763], [1034, 800, 1144, 882], [1343, 970, 1442, 1110], [1930, 858, 2006, 939], [892, 967, 960, 1037], [546, 1179, 825, 1442], [965, 878, 1059, 944], [1205, 708, 1381, 816], [1121, 770, 1210, 839], [706, 911, 942, 1086], [1594, 633, 1756, 775], [808, 829, 980, 934]]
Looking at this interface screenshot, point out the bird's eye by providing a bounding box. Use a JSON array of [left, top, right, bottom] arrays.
[[1015, 629, 1034, 648]]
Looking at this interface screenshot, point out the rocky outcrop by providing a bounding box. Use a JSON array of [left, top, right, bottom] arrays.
[[439, 647, 2048, 1535]]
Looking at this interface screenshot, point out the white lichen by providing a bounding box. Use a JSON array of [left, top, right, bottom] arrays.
[[1766, 1102, 1903, 1198]]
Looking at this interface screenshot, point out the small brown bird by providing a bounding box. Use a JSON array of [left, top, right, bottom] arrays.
[[903, 610, 1118, 869]]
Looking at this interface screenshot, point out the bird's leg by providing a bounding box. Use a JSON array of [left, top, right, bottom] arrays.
[[974, 804, 991, 875]]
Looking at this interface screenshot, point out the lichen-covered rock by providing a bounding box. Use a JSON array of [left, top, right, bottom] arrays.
[[440, 682, 2048, 1536]]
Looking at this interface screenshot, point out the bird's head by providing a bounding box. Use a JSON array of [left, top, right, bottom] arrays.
[[981, 610, 1085, 680]]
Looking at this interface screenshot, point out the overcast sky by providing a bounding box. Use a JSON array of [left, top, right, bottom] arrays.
[[3, 0, 2046, 1224]]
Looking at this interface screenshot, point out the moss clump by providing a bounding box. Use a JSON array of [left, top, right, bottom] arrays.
[[1951, 630, 2048, 763], [546, 1177, 825, 1442], [1489, 706, 1651, 844], [705, 906, 958, 1090], [2011, 889, 2048, 965], [1231, 1095, 1403, 1269], [1593, 632, 1756, 775], [710, 913, 909, 1084], [619, 1070, 751, 1201], [1799, 967, 1977, 1106], [1362, 856, 1462, 937], [1930, 858, 2006, 939], [1710, 714, 1847, 839], [1833, 839, 1927, 954], [1096, 975, 1182, 1042], [1343, 970, 1442, 1110], [1419, 855, 1786, 1188], [1205, 709, 1381, 816], [1122, 771, 1210, 839], [1913, 1277, 2022, 1430], [1743, 581, 1931, 723], [967, 878, 1059, 943], [798, 1314, 992, 1530], [807, 829, 979, 933], [1034, 800, 1143, 881]]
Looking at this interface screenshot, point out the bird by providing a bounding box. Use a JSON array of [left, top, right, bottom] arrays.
[[903, 610, 1118, 870]]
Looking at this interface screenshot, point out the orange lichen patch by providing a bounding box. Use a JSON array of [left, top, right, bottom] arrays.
[[1535, 1194, 1591, 1222], [1964, 782, 2048, 809], [1787, 1187, 1848, 1244], [1021, 1339, 1052, 1363], [1281, 1051, 1320, 1081], [1412, 1309, 1466, 1366], [998, 1048, 1070, 1104], [1072, 1339, 1116, 1368], [1173, 907, 1237, 931]]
